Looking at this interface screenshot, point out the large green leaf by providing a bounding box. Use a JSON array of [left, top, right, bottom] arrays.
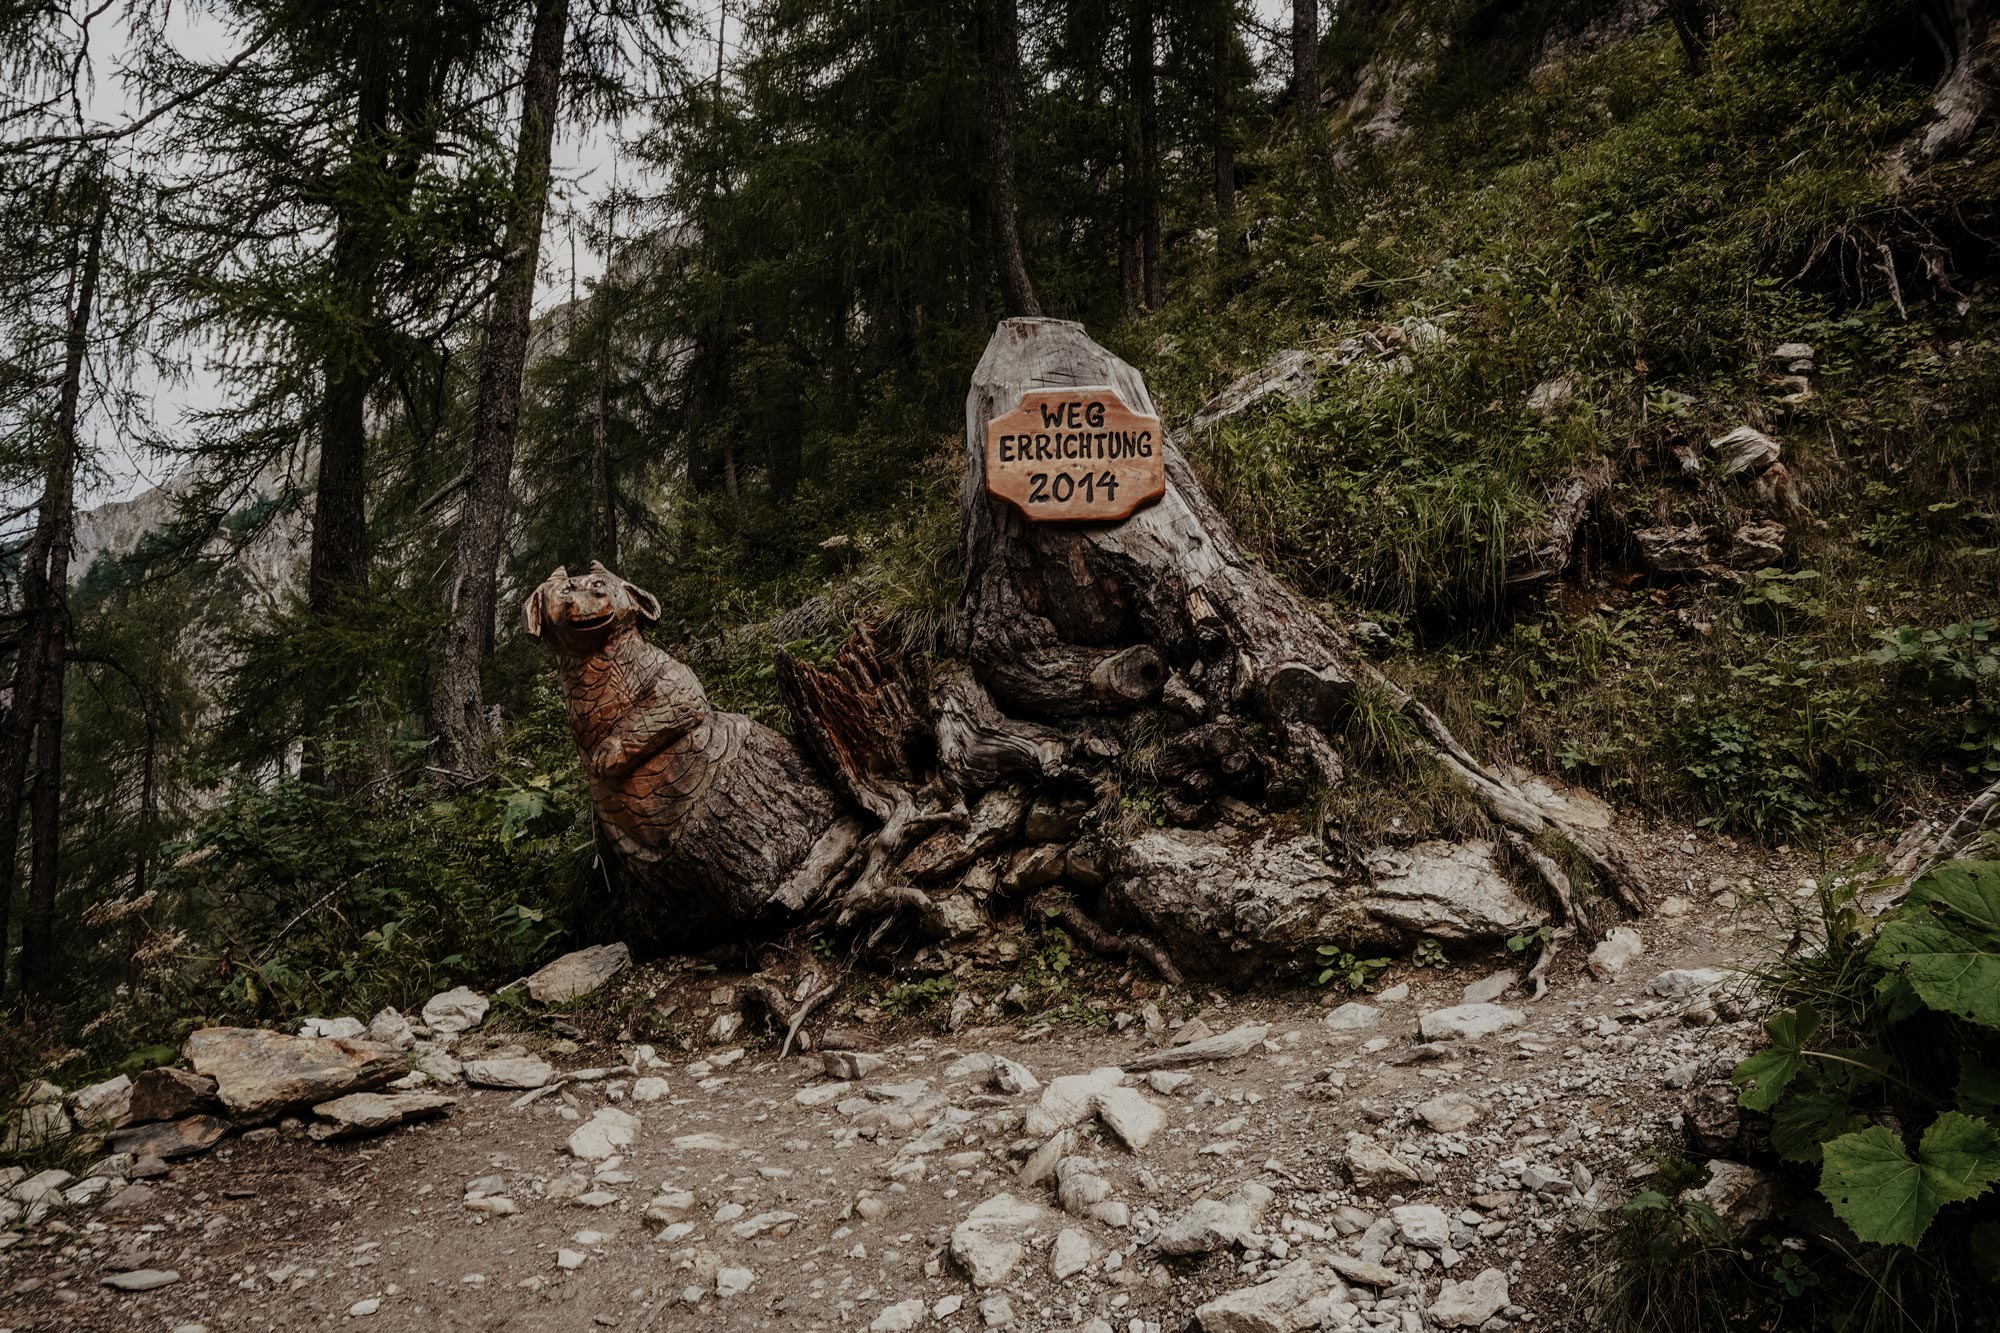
[[1771, 1083, 1865, 1163], [1870, 861, 2000, 1029], [1734, 1004, 1821, 1111], [1819, 1112, 2000, 1247]]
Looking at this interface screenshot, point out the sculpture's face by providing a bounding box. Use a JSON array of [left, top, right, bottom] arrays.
[[525, 562, 660, 651]]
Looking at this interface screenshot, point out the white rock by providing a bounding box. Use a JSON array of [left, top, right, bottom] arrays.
[[871, 1298, 927, 1332], [1417, 1004, 1525, 1041], [567, 1107, 640, 1161], [824, 1051, 886, 1079], [714, 1266, 754, 1298], [630, 1077, 669, 1102], [1360, 840, 1544, 941], [66, 1075, 132, 1129], [1430, 1267, 1509, 1327], [1323, 1002, 1380, 1032], [526, 943, 632, 1003], [465, 1057, 553, 1090], [706, 1012, 744, 1043], [1345, 1134, 1422, 1186], [1094, 1086, 1167, 1151], [0, 1101, 71, 1154], [348, 1297, 381, 1316], [1651, 967, 1731, 997], [1025, 1068, 1124, 1137], [1051, 1227, 1093, 1279], [979, 1293, 1015, 1328], [988, 1055, 1040, 1094], [1525, 377, 1573, 414], [367, 1008, 415, 1049], [1587, 927, 1644, 981], [1460, 970, 1516, 1005], [1146, 1070, 1193, 1095], [1155, 1183, 1274, 1255], [1416, 1093, 1481, 1134], [421, 987, 488, 1034], [1710, 425, 1781, 475], [1391, 1203, 1451, 1249], [299, 1016, 367, 1040], [556, 1249, 585, 1271], [933, 1294, 964, 1318], [1194, 1259, 1336, 1333], [1686, 1160, 1778, 1232], [101, 1268, 180, 1291], [950, 1193, 1057, 1288]]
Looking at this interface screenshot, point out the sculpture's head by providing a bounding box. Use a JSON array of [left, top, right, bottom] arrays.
[[524, 561, 660, 652]]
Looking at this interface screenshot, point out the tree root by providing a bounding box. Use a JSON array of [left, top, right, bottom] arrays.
[[1870, 773, 2000, 913], [739, 972, 841, 1059], [1030, 890, 1184, 986]]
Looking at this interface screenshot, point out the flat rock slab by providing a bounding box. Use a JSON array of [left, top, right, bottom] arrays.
[[1155, 1183, 1274, 1255], [569, 1107, 641, 1160], [68, 1075, 132, 1130], [184, 1027, 404, 1119], [464, 1057, 554, 1090], [1195, 1259, 1343, 1333], [106, 1115, 230, 1162], [308, 1092, 454, 1141], [950, 1193, 1058, 1288], [420, 986, 488, 1034], [1093, 1086, 1167, 1151], [1417, 1004, 1526, 1042], [123, 1068, 219, 1125], [1359, 840, 1544, 941], [526, 943, 632, 1004], [1124, 1024, 1269, 1071], [101, 1268, 180, 1291], [1431, 1267, 1510, 1327]]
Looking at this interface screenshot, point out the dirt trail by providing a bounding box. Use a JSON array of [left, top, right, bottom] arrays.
[[0, 825, 1826, 1333]]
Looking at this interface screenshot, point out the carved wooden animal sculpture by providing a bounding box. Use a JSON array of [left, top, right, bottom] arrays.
[[526, 563, 856, 941]]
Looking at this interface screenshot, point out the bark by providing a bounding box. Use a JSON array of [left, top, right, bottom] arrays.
[[430, 0, 570, 783], [1293, 0, 1320, 125], [1905, 0, 1998, 161], [1663, 0, 1714, 72], [959, 319, 1646, 926], [1133, 0, 1162, 310], [1213, 4, 1237, 239], [16, 192, 104, 1000], [978, 0, 1041, 318]]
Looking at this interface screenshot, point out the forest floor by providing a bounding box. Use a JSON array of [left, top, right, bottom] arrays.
[[0, 821, 1835, 1333]]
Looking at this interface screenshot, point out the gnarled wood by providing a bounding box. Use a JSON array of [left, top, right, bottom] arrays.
[[961, 318, 1645, 935]]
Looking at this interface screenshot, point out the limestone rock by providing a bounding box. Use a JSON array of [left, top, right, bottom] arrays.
[[1025, 1068, 1124, 1137], [1415, 1093, 1481, 1133], [950, 1193, 1057, 1288], [1461, 970, 1516, 1005], [1651, 967, 1731, 998], [1154, 1183, 1274, 1255], [1093, 1086, 1167, 1151], [298, 1017, 366, 1040], [1417, 1004, 1525, 1042], [106, 1115, 230, 1162], [1430, 1267, 1510, 1327], [123, 1068, 219, 1125], [1345, 1133, 1422, 1186], [101, 1268, 181, 1291], [1588, 927, 1645, 980], [568, 1107, 640, 1160], [824, 1051, 887, 1080], [1323, 1003, 1379, 1032], [871, 1298, 927, 1332], [526, 943, 632, 1003], [1051, 1227, 1093, 1280], [307, 1092, 454, 1141], [1194, 1259, 1340, 1333], [1360, 840, 1543, 941], [1685, 1160, 1778, 1233], [1124, 1024, 1269, 1072], [465, 1057, 554, 1090], [1391, 1203, 1450, 1249], [366, 1008, 416, 1049], [67, 1075, 132, 1130], [1709, 425, 1780, 476], [1, 1100, 71, 1154], [420, 986, 489, 1034], [184, 1028, 404, 1119]]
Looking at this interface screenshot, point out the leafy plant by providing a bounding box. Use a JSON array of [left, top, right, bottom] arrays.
[[1728, 862, 2000, 1249], [1314, 945, 1392, 991]]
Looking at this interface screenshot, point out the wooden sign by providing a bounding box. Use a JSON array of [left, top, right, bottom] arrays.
[[984, 386, 1165, 522]]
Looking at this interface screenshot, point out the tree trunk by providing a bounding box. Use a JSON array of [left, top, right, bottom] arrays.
[[1293, 0, 1320, 125], [15, 192, 104, 1001], [430, 0, 570, 783], [1133, 0, 1162, 310], [979, 0, 1041, 318], [1213, 3, 1237, 238], [543, 319, 1645, 991]]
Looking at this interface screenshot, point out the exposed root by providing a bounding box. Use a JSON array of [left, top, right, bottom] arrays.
[[738, 971, 841, 1059], [1870, 773, 2000, 913], [1526, 925, 1571, 1001], [1030, 889, 1184, 986], [1504, 829, 1595, 940]]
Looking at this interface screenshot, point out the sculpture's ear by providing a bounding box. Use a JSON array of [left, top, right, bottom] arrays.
[[525, 567, 567, 639], [622, 579, 661, 624]]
